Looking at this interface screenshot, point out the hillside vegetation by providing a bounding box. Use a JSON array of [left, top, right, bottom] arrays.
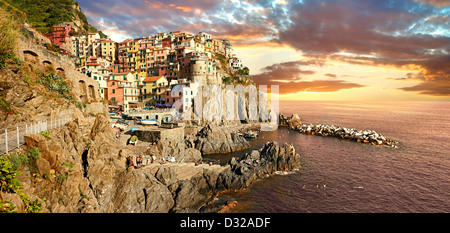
[[0, 0, 106, 37]]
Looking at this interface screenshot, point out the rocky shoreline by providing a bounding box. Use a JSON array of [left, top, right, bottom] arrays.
[[2, 113, 301, 213], [280, 113, 397, 147]]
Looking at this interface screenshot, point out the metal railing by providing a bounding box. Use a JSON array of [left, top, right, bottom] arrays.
[[0, 114, 73, 155]]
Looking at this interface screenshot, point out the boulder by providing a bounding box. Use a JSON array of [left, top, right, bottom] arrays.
[[216, 141, 301, 191], [188, 123, 250, 154]]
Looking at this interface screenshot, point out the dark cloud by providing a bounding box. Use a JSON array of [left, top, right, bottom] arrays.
[[399, 78, 450, 96], [254, 78, 366, 94], [252, 60, 365, 94], [253, 60, 326, 81]]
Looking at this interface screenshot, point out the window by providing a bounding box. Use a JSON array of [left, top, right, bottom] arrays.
[[112, 89, 115, 93], [112, 82, 115, 85], [173, 98, 175, 103]]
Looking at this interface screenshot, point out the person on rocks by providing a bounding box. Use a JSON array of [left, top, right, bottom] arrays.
[[137, 155, 143, 168], [127, 156, 134, 168]]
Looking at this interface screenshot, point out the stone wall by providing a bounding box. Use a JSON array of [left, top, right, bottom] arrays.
[[133, 127, 184, 143], [16, 35, 100, 103]]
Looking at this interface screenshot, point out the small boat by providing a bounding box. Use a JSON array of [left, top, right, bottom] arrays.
[[140, 119, 157, 125], [110, 115, 122, 119], [112, 123, 127, 131]]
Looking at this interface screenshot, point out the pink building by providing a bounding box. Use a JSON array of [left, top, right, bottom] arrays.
[[106, 78, 124, 107], [46, 24, 79, 46]]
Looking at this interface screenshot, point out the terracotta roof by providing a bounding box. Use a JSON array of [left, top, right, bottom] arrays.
[[143, 76, 165, 82]]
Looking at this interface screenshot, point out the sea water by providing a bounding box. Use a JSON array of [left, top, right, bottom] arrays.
[[205, 101, 450, 213]]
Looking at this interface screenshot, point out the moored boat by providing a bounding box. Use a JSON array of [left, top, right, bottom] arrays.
[[140, 118, 157, 125]]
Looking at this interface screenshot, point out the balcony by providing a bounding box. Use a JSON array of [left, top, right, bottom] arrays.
[[118, 84, 139, 88]]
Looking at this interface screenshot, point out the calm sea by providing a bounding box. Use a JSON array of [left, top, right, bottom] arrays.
[[205, 101, 450, 213]]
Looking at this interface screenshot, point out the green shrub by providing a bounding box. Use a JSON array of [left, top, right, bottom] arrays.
[[0, 8, 19, 70], [0, 200, 17, 213], [27, 147, 40, 161], [0, 97, 12, 112], [0, 154, 43, 213], [62, 162, 74, 169], [0, 155, 22, 193], [23, 75, 33, 87], [8, 154, 22, 171], [56, 174, 67, 184], [222, 76, 232, 84], [40, 130, 52, 139]]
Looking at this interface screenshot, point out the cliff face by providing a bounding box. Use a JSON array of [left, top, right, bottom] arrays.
[[185, 123, 250, 154], [0, 33, 105, 130], [4, 113, 301, 213]]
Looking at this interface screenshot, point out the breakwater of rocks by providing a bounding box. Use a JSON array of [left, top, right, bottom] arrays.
[[280, 114, 397, 147]]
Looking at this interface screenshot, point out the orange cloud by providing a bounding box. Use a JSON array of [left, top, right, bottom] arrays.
[[145, 1, 193, 12], [144, 0, 164, 8], [176, 6, 193, 12]]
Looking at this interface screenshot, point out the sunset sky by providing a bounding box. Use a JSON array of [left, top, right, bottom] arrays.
[[78, 0, 450, 101]]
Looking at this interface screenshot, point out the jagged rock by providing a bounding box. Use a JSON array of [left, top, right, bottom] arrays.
[[111, 168, 174, 213], [171, 173, 213, 213], [216, 141, 301, 191], [187, 123, 250, 154], [279, 113, 302, 130]]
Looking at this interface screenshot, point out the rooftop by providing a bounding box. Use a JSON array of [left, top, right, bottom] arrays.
[[143, 75, 166, 82]]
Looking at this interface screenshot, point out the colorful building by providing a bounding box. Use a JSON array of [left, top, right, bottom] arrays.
[[142, 75, 168, 105], [105, 72, 139, 112], [46, 23, 79, 46]]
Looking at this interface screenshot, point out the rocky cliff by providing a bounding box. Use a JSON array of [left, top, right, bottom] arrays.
[[2, 113, 301, 213], [216, 142, 301, 190], [185, 123, 250, 154]]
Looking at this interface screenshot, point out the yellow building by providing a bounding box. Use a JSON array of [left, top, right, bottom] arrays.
[[99, 39, 117, 63], [141, 75, 168, 104]]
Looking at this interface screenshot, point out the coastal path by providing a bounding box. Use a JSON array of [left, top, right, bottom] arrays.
[[0, 114, 73, 155]]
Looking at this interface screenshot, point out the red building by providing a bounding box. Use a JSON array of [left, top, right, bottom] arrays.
[[162, 37, 172, 48], [46, 24, 78, 46]]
